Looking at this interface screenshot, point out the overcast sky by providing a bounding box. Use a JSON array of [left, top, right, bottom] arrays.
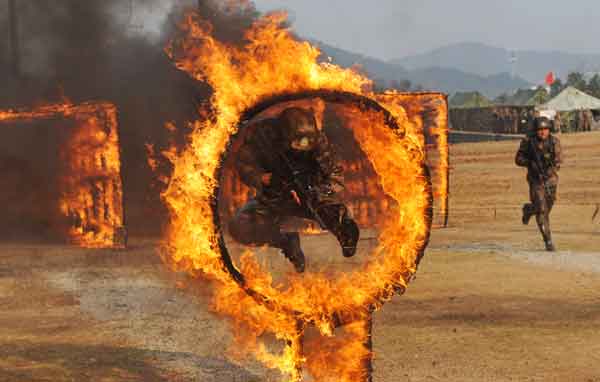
[[253, 0, 600, 60]]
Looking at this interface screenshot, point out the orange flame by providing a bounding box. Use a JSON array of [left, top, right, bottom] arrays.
[[0, 101, 125, 248], [304, 320, 372, 381], [161, 11, 433, 381], [377, 91, 450, 227]]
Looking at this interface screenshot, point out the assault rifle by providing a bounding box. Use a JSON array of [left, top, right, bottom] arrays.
[[277, 151, 328, 230], [529, 138, 554, 200]]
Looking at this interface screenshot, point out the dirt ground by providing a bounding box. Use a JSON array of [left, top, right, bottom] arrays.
[[1, 132, 599, 382]]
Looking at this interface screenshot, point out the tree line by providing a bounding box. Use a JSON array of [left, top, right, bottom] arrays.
[[550, 72, 600, 98], [450, 71, 600, 109]]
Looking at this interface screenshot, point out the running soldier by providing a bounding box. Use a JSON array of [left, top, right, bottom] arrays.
[[229, 107, 360, 273], [515, 116, 562, 251]]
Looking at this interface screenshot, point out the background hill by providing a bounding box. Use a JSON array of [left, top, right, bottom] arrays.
[[314, 41, 530, 98], [390, 42, 600, 84]]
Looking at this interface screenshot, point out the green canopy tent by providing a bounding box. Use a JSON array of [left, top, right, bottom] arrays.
[[537, 87, 600, 132], [537, 86, 600, 111]]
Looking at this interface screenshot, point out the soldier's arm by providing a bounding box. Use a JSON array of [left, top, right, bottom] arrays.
[[237, 128, 268, 189], [553, 137, 563, 170], [315, 133, 344, 186], [515, 138, 530, 167]]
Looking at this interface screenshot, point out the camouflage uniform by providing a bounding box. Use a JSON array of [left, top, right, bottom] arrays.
[[228, 108, 359, 272], [515, 128, 562, 251]]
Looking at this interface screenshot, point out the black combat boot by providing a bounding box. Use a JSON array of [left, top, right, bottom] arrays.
[[279, 232, 305, 273], [334, 218, 360, 258], [522, 204, 534, 225]]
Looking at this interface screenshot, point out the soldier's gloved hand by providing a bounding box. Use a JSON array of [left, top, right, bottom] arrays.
[[329, 180, 345, 194], [261, 173, 273, 186], [313, 184, 334, 197], [290, 190, 302, 206], [274, 176, 293, 191]]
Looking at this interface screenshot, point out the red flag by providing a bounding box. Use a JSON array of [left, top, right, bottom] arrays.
[[545, 71, 555, 86]]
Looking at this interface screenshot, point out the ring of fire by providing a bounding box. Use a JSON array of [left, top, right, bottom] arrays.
[[212, 90, 433, 326], [162, 11, 438, 376]]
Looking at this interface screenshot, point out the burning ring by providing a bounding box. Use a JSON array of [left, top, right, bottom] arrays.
[[213, 89, 432, 327]]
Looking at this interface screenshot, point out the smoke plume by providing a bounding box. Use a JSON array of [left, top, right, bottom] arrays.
[[0, 0, 260, 236]]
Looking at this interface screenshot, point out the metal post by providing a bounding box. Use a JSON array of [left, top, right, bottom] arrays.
[[362, 312, 374, 382], [443, 168, 450, 227], [443, 118, 450, 228], [287, 319, 304, 382]]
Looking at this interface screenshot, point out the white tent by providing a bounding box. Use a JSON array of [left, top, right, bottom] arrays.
[[537, 86, 600, 111]]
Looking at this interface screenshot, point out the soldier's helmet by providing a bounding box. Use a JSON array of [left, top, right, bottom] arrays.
[[534, 116, 553, 131], [279, 107, 319, 151]]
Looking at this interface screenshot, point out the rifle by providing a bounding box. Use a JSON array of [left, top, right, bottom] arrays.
[[277, 151, 328, 230], [529, 138, 554, 200]]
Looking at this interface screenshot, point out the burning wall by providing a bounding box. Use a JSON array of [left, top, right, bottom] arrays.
[[0, 101, 125, 248], [381, 92, 449, 226]]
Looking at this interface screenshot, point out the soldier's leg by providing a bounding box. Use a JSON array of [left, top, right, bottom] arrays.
[[535, 212, 554, 250], [546, 181, 558, 214], [522, 181, 536, 225], [228, 200, 306, 272], [312, 198, 360, 258], [229, 200, 281, 246], [531, 184, 546, 240], [543, 181, 558, 251], [531, 183, 554, 251]]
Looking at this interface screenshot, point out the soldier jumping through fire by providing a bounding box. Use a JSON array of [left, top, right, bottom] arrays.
[[515, 116, 562, 251], [228, 107, 360, 273]]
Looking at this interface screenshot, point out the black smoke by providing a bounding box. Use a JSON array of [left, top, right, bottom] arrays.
[[0, 0, 260, 236]]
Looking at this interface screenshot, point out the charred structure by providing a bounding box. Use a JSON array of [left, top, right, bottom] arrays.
[[0, 101, 125, 248], [0, 1, 202, 237]]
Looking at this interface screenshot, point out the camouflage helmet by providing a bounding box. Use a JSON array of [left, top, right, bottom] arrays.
[[278, 107, 319, 151], [534, 116, 553, 131]]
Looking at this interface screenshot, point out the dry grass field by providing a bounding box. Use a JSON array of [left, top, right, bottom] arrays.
[[1, 132, 599, 381]]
